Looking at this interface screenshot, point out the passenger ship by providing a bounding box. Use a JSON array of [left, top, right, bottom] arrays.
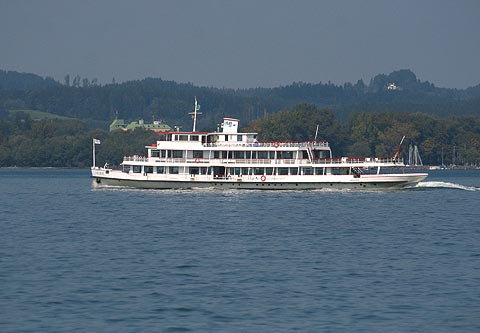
[[91, 103, 427, 190]]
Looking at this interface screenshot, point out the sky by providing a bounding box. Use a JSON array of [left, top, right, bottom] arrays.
[[1, 0, 479, 89]]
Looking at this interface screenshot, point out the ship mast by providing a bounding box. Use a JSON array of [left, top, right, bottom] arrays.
[[188, 96, 202, 132]]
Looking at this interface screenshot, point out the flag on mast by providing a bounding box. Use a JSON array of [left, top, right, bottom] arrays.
[[93, 138, 101, 144], [195, 97, 200, 111]]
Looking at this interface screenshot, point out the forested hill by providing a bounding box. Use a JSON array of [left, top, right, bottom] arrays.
[[0, 70, 60, 91], [1, 69, 479, 129]]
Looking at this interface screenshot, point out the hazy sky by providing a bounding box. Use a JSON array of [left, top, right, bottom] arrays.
[[1, 0, 479, 89]]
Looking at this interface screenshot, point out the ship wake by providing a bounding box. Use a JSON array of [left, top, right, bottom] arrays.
[[415, 181, 479, 191]]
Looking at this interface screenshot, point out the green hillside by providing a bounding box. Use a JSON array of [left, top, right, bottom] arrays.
[[9, 109, 77, 121]]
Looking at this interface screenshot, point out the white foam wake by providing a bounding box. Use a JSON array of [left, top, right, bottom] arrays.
[[415, 181, 479, 191]]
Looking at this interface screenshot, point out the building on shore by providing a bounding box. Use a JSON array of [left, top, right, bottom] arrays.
[[109, 119, 171, 133]]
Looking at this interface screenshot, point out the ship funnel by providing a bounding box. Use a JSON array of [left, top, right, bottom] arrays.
[[222, 118, 239, 133]]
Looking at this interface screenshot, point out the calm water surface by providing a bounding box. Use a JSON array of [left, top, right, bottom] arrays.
[[1, 169, 479, 332]]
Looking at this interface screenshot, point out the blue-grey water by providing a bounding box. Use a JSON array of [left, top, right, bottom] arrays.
[[1, 169, 479, 332]]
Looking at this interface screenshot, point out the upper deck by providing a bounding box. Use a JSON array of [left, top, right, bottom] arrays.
[[153, 117, 330, 151]]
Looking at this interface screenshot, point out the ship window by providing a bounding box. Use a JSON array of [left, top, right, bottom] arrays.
[[200, 167, 208, 175], [179, 135, 188, 141], [258, 151, 269, 159], [190, 167, 200, 175], [225, 135, 228, 141], [254, 167, 263, 175], [290, 168, 298, 175], [278, 168, 288, 175], [245, 151, 252, 159], [279, 151, 294, 159], [169, 166, 179, 174], [303, 167, 313, 175], [133, 165, 142, 173], [193, 151, 203, 158], [144, 166, 154, 174], [314, 150, 329, 158], [302, 151, 309, 159], [156, 166, 165, 174], [242, 167, 249, 175], [234, 151, 244, 159], [266, 168, 274, 175], [169, 150, 183, 158], [214, 151, 220, 158], [269, 151, 275, 159], [237, 135, 242, 142], [315, 167, 324, 175], [123, 165, 131, 173], [332, 168, 348, 175], [151, 150, 160, 157], [232, 168, 241, 175], [190, 135, 199, 141]]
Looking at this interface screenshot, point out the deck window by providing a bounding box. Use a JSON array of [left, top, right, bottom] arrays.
[[314, 150, 329, 158], [315, 167, 324, 175], [278, 168, 289, 175], [290, 168, 298, 175], [169, 166, 179, 174], [278, 151, 294, 159], [190, 135, 199, 141], [156, 166, 165, 174], [193, 150, 203, 158], [179, 135, 188, 141], [144, 166, 154, 174], [303, 167, 313, 175], [231, 168, 242, 175], [266, 167, 274, 175], [133, 165, 142, 173], [234, 151, 245, 159], [214, 151, 220, 159], [168, 150, 183, 158], [151, 150, 160, 157], [253, 167, 263, 175], [190, 167, 200, 175], [332, 167, 349, 175], [258, 151, 269, 159], [237, 135, 242, 142]]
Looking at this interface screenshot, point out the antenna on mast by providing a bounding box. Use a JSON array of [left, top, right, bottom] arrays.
[[188, 96, 202, 132]]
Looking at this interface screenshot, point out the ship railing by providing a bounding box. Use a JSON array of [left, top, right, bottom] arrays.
[[122, 156, 402, 165], [123, 155, 149, 162], [203, 141, 330, 148]]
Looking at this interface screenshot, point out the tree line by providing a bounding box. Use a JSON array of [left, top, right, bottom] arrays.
[[1, 105, 479, 168]]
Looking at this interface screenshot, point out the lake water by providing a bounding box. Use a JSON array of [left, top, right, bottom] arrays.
[[1, 168, 479, 332]]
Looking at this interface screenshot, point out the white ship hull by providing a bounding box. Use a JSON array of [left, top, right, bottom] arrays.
[[92, 168, 427, 190]]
